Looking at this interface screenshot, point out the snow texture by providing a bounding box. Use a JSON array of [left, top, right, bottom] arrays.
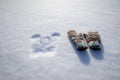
[[30, 32, 60, 57], [0, 0, 120, 80]]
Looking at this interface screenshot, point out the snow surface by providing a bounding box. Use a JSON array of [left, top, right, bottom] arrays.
[[30, 32, 60, 58], [0, 0, 120, 80]]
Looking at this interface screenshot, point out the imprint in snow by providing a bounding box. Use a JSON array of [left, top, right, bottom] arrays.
[[30, 32, 60, 57]]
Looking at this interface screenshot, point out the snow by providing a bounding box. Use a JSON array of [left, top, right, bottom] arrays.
[[0, 0, 120, 80], [30, 32, 60, 58]]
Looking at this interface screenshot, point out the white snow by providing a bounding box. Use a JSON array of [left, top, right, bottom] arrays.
[[0, 0, 120, 80], [30, 32, 60, 58]]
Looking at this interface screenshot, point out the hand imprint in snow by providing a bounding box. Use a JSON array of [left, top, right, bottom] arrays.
[[31, 32, 60, 55]]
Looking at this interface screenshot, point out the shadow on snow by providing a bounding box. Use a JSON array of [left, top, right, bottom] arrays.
[[68, 37, 90, 65], [68, 37, 104, 65], [90, 43, 104, 60]]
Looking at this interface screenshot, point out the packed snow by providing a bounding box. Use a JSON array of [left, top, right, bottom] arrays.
[[0, 0, 120, 80], [30, 32, 60, 58]]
